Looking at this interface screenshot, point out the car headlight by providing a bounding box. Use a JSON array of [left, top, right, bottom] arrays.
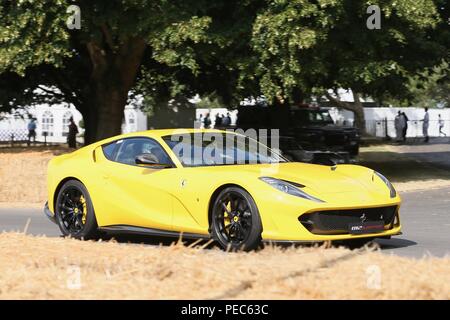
[[259, 177, 325, 202], [374, 171, 396, 198]]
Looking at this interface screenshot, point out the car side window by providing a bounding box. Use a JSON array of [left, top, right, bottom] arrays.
[[102, 142, 117, 160], [291, 110, 308, 125], [112, 138, 172, 166]]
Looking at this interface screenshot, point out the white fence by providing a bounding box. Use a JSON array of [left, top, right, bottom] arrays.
[[331, 107, 450, 137]]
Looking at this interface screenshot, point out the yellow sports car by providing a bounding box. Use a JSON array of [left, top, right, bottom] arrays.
[[44, 129, 401, 250]]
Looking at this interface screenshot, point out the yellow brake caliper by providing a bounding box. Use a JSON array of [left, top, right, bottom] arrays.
[[224, 201, 231, 231], [80, 195, 87, 224]]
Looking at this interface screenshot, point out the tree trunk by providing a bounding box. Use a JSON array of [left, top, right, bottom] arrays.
[[81, 86, 128, 144], [94, 85, 129, 141], [351, 92, 366, 134], [80, 82, 129, 145], [80, 37, 146, 145], [325, 90, 367, 135], [291, 87, 305, 105], [80, 103, 98, 145]]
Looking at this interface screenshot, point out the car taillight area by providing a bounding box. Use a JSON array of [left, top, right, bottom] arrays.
[[298, 205, 398, 235]]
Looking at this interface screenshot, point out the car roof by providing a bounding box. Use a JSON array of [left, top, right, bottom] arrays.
[[88, 128, 232, 148], [144, 128, 228, 137]]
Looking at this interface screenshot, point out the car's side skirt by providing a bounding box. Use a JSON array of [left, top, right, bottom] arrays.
[[98, 225, 211, 240], [98, 225, 402, 244]]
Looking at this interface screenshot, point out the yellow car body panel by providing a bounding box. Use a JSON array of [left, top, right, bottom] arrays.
[[46, 129, 401, 242]]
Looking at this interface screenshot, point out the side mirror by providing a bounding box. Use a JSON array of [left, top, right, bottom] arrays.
[[135, 154, 172, 168]]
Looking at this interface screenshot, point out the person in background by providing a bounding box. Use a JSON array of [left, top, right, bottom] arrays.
[[27, 117, 37, 146], [222, 112, 232, 127], [196, 114, 204, 129], [423, 107, 430, 143], [394, 111, 403, 141], [394, 111, 402, 142], [401, 112, 409, 142], [67, 117, 79, 148], [203, 113, 211, 129], [438, 114, 446, 137], [215, 113, 222, 128]]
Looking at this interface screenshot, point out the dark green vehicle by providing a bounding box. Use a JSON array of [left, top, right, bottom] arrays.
[[237, 105, 360, 157]]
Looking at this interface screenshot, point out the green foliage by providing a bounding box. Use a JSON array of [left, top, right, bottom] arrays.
[[0, 1, 71, 75], [150, 16, 212, 73], [0, 0, 448, 139], [195, 92, 227, 109], [389, 60, 450, 108], [252, 0, 340, 101], [252, 0, 442, 103], [0, 1, 215, 112], [134, 0, 265, 109]]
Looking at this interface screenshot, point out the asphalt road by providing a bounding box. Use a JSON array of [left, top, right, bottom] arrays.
[[392, 138, 450, 172], [375, 187, 450, 258], [1, 186, 449, 258]]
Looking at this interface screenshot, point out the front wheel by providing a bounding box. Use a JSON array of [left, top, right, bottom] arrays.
[[211, 187, 263, 251], [55, 180, 99, 240]]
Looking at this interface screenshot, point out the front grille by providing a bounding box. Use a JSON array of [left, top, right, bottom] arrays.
[[324, 132, 347, 146], [299, 206, 398, 235]]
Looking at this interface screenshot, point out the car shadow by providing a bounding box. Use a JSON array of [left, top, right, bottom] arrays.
[[374, 238, 417, 250], [330, 238, 417, 251], [97, 232, 417, 252], [99, 232, 220, 249]]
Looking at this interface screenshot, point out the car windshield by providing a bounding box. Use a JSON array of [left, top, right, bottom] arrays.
[[162, 132, 287, 167], [279, 137, 302, 150], [293, 109, 334, 125]]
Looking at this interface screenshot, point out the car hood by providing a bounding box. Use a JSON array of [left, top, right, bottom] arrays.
[[198, 162, 373, 194]]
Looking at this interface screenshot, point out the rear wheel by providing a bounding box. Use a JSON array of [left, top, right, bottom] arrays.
[[55, 180, 99, 240], [211, 187, 262, 251]]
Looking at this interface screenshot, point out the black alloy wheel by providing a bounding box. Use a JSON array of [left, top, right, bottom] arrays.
[[211, 187, 262, 251], [55, 180, 98, 239]]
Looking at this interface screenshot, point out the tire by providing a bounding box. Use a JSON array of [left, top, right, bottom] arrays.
[[210, 186, 263, 251], [55, 179, 99, 240]]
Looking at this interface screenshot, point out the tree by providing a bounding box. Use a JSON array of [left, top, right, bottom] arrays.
[[251, 0, 447, 132], [0, 1, 213, 143], [1, 0, 448, 141], [411, 61, 450, 108], [386, 60, 450, 108], [132, 0, 265, 112]]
